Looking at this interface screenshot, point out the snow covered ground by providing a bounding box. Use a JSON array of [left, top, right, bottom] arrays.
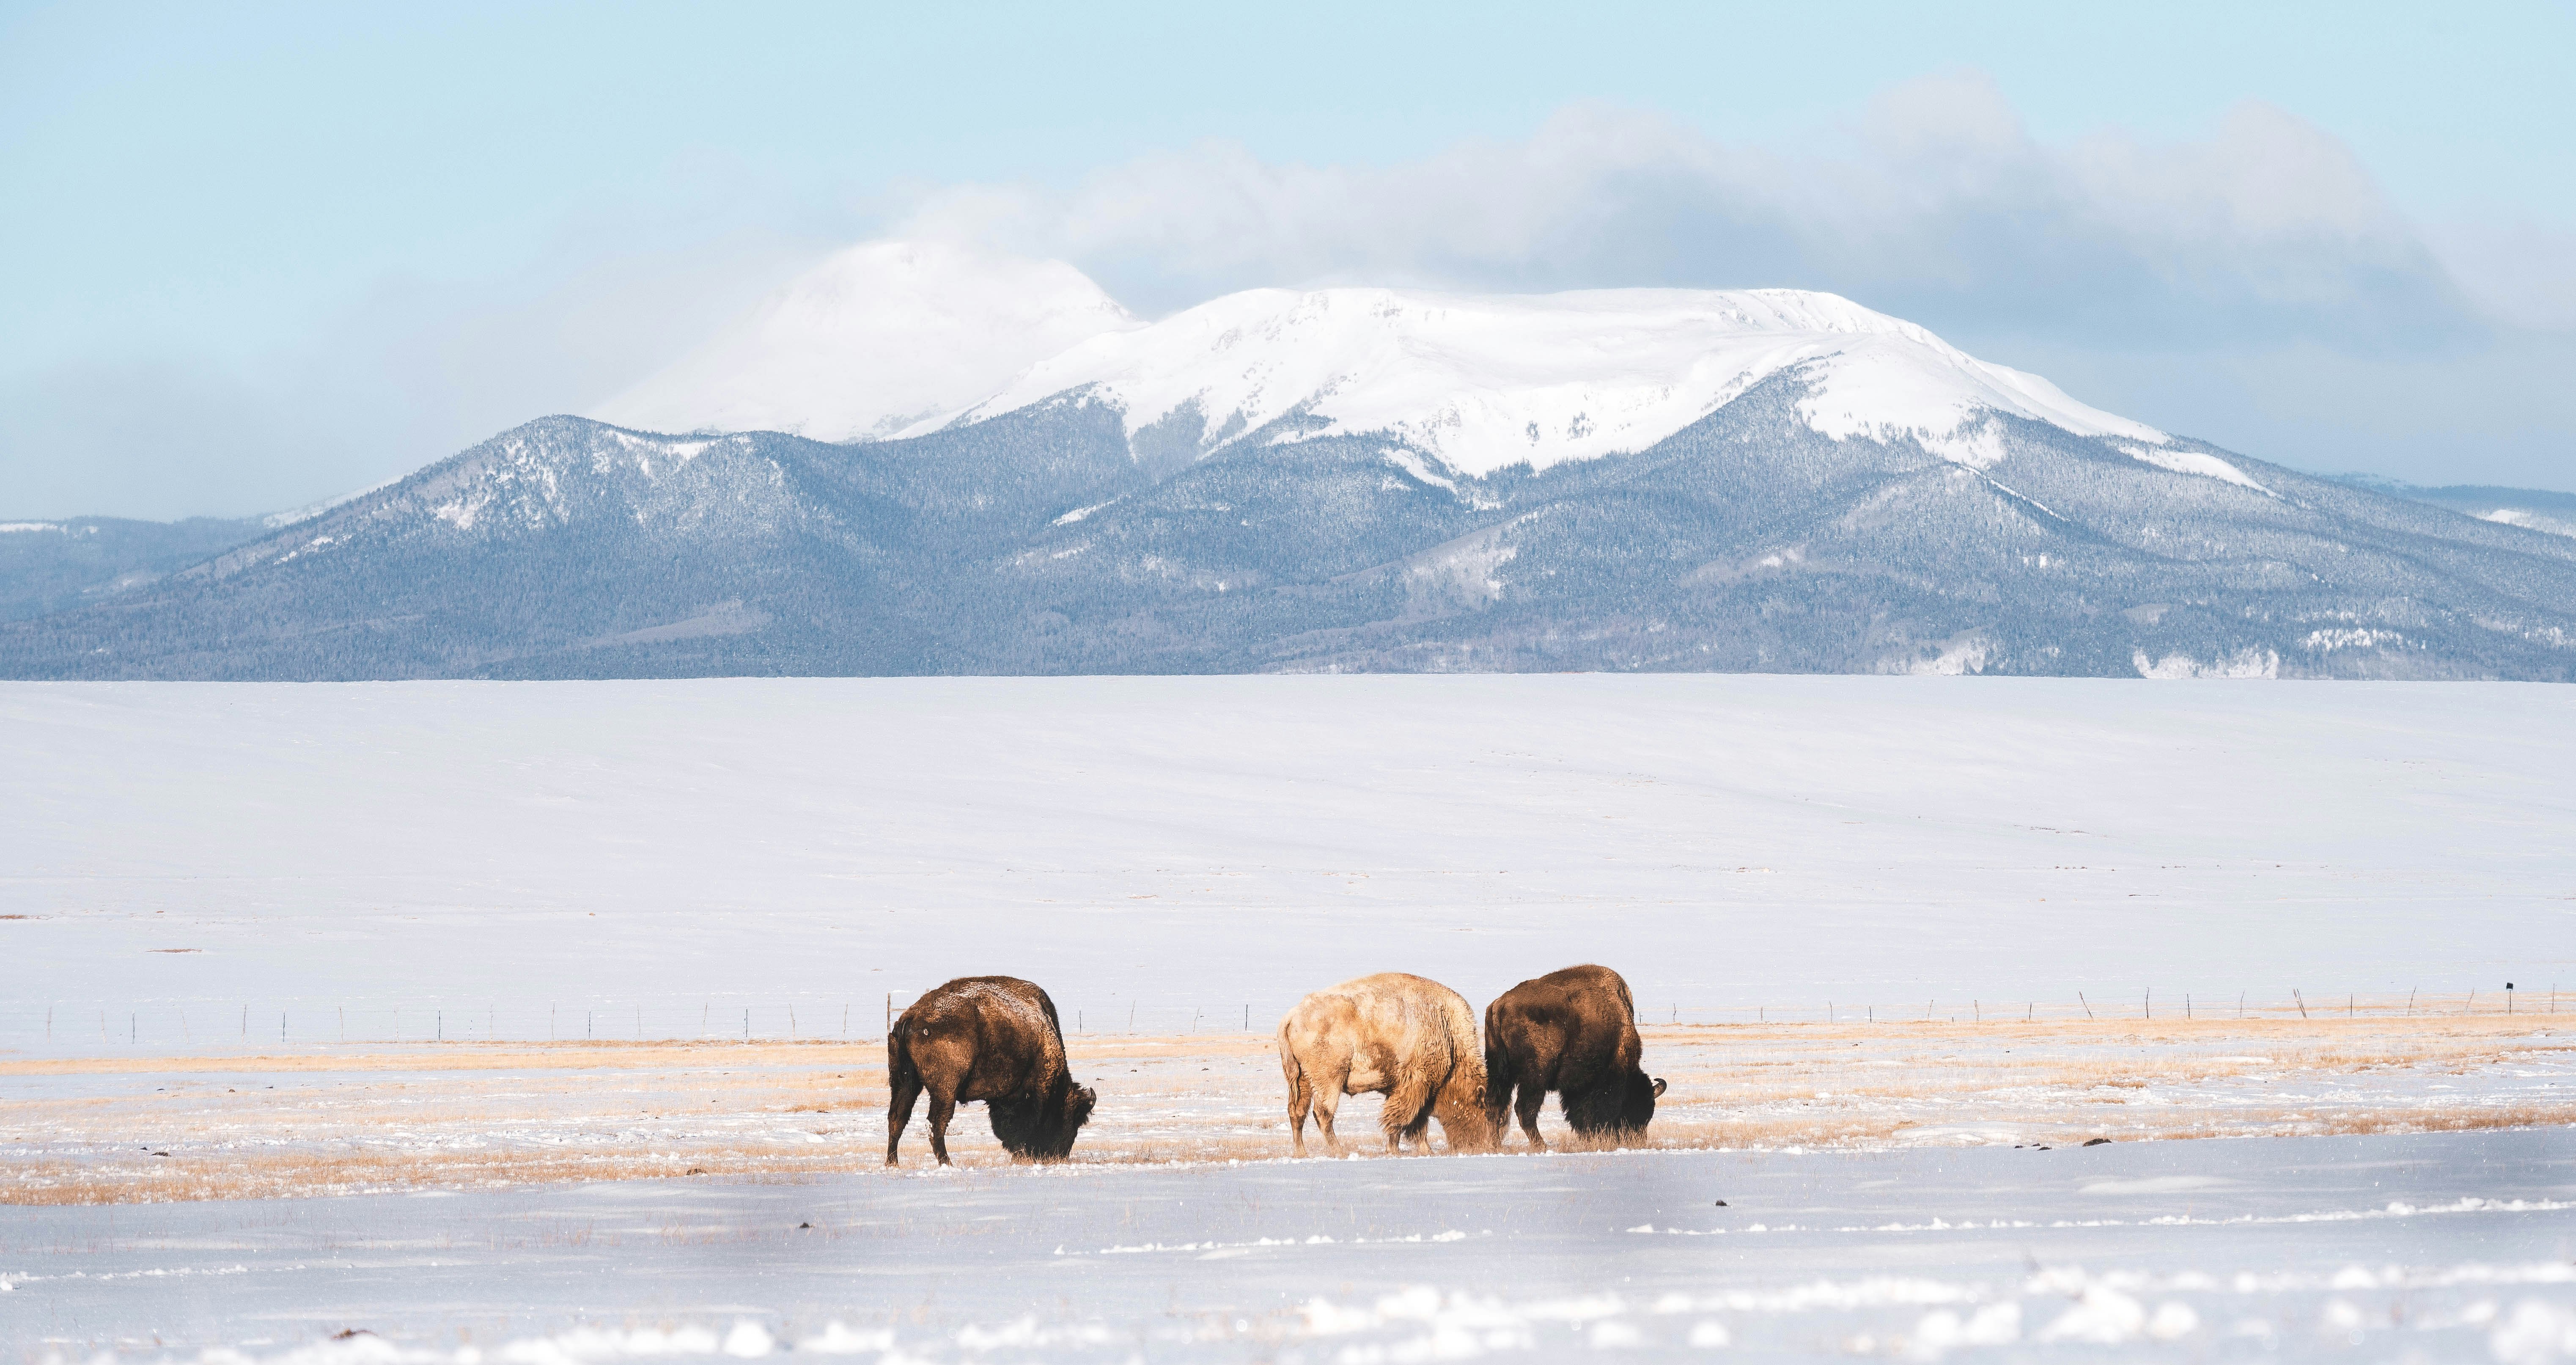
[[3, 675, 2570, 1053], [5, 675, 2572, 1358], [8, 1127, 2573, 1361]]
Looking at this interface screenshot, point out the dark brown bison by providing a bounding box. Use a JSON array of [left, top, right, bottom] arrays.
[[1279, 972, 1498, 1156], [886, 976, 1097, 1166], [1483, 963, 1665, 1148]]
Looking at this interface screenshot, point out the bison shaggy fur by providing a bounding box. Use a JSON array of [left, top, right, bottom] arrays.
[[886, 976, 1096, 1166], [1279, 972, 1498, 1156], [1483, 963, 1665, 1148]]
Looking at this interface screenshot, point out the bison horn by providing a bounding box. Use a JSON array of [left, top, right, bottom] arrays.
[[1651, 1077, 1667, 1097]]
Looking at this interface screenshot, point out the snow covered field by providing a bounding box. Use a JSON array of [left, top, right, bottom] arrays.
[[8, 1128, 2574, 1361], [5, 676, 2572, 1049], [5, 675, 2573, 1358]]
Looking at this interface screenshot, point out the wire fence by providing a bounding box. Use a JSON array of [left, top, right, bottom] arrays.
[[0, 984, 2557, 1057]]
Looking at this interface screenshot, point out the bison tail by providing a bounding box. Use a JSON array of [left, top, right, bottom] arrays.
[[1481, 1036, 1516, 1126], [1276, 1016, 1303, 1088], [886, 1016, 918, 1086]]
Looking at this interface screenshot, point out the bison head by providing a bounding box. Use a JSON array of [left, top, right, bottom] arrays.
[[993, 1078, 1097, 1160], [1620, 1072, 1667, 1131]]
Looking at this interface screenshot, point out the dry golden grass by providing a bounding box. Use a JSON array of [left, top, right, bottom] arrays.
[[5, 1009, 2566, 1205]]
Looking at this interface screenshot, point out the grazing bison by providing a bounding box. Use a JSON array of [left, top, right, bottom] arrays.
[[1279, 972, 1497, 1156], [886, 976, 1097, 1166], [1483, 963, 1665, 1148]]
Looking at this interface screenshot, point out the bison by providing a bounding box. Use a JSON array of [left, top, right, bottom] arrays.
[[886, 976, 1097, 1166], [1483, 963, 1665, 1149], [1279, 972, 1498, 1156]]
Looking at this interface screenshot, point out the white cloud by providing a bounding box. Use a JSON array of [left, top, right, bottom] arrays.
[[2420, 215, 2576, 333], [12, 73, 2570, 517], [899, 73, 2487, 352]]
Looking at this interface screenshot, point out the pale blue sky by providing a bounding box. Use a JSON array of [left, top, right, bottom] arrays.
[[4, 1, 2572, 516]]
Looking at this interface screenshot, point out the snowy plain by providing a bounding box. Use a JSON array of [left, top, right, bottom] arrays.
[[8, 1129, 2574, 1362], [5, 675, 2574, 1360], [4, 674, 2571, 1048]]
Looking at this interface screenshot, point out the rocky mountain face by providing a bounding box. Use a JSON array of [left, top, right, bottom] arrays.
[[8, 377, 2573, 680]]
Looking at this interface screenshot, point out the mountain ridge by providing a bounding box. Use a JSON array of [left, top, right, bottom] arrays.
[[8, 253, 2574, 681], [10, 380, 2574, 680]]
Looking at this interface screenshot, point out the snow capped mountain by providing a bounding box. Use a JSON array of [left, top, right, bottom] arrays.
[[590, 240, 1141, 442], [16, 239, 2576, 683], [596, 240, 2270, 493], [913, 282, 2215, 480]]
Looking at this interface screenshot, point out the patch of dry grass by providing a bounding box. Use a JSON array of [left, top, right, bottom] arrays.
[[6, 1010, 2567, 1205]]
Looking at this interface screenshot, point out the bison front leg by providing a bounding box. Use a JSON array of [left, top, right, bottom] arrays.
[[885, 1067, 923, 1166], [926, 1092, 959, 1167], [1382, 1075, 1435, 1154], [1397, 1109, 1436, 1154]]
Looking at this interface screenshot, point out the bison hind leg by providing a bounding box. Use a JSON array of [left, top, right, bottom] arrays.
[[925, 1092, 959, 1166], [1285, 1066, 1315, 1157], [1305, 1060, 1352, 1154], [1513, 1083, 1548, 1150], [885, 1067, 923, 1167]]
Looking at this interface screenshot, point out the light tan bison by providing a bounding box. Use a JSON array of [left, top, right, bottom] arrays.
[[1278, 972, 1497, 1156]]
